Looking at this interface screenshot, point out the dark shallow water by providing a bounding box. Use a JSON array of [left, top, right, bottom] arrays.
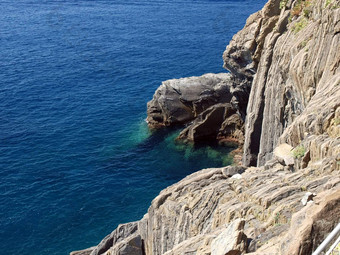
[[0, 0, 266, 254]]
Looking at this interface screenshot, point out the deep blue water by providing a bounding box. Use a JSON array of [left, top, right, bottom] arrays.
[[0, 0, 266, 254]]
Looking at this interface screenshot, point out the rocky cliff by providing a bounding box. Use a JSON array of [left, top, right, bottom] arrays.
[[72, 0, 340, 254]]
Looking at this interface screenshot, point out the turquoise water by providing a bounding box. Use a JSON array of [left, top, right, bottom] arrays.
[[0, 0, 266, 254]]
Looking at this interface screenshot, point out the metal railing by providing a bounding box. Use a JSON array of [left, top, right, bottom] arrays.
[[313, 223, 340, 255]]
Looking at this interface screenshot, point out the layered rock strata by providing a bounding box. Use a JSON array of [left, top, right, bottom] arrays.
[[72, 0, 340, 254], [72, 156, 340, 255], [234, 0, 340, 166]]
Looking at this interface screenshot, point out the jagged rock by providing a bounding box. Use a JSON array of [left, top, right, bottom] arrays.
[[73, 157, 339, 255], [89, 222, 141, 255], [70, 247, 95, 255], [239, 0, 340, 166], [279, 189, 340, 255], [177, 103, 244, 144], [221, 166, 246, 178], [273, 143, 294, 166], [218, 110, 245, 145], [146, 73, 234, 128], [301, 192, 316, 206], [147, 73, 250, 145], [105, 233, 143, 255], [211, 219, 247, 255], [223, 0, 281, 80], [177, 104, 229, 142]]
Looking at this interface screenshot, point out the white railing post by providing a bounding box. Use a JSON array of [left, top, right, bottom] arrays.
[[312, 223, 340, 255]]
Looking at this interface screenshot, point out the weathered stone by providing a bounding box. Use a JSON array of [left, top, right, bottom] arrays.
[[301, 192, 316, 206], [146, 73, 234, 128], [273, 143, 294, 166], [105, 233, 143, 255], [211, 219, 247, 255], [177, 104, 229, 142], [280, 190, 340, 255], [221, 166, 246, 178], [177, 103, 244, 144], [89, 222, 140, 255], [70, 247, 95, 255], [235, 0, 340, 166]]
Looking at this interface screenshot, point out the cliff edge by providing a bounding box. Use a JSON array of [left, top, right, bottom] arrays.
[[72, 0, 340, 254]]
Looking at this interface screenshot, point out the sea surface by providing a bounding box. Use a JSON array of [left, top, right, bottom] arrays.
[[0, 0, 266, 254]]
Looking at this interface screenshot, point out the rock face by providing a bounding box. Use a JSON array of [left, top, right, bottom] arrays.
[[210, 219, 247, 255], [233, 0, 340, 166], [146, 73, 234, 128], [177, 103, 244, 144], [147, 73, 250, 145], [73, 160, 340, 255], [72, 0, 340, 254]]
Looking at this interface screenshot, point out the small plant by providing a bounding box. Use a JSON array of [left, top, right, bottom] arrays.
[[293, 18, 308, 33], [280, 0, 288, 9], [331, 3, 340, 9], [334, 117, 340, 125], [274, 212, 280, 224], [292, 1, 304, 16], [292, 145, 306, 158], [303, 7, 312, 18], [325, 0, 332, 7], [291, 0, 313, 17], [300, 39, 308, 48]]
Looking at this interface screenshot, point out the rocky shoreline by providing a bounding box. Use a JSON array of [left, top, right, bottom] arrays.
[[72, 0, 340, 254]]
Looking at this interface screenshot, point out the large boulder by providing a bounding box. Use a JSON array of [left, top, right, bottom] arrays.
[[211, 219, 248, 255], [146, 73, 234, 128]]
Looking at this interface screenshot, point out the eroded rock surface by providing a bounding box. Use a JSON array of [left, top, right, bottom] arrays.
[[147, 73, 250, 145], [237, 0, 340, 166], [73, 157, 339, 255], [146, 73, 234, 128], [177, 103, 244, 144]]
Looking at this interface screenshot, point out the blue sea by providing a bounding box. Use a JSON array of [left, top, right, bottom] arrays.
[[0, 0, 266, 254]]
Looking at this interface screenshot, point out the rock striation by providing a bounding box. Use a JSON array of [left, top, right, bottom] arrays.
[[72, 0, 340, 254], [235, 0, 340, 166], [72, 160, 340, 255]]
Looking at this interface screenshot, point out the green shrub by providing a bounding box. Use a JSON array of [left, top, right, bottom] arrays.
[[293, 18, 308, 33], [334, 118, 340, 125], [280, 0, 288, 9], [292, 145, 306, 159], [303, 7, 312, 18], [291, 0, 313, 17]]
